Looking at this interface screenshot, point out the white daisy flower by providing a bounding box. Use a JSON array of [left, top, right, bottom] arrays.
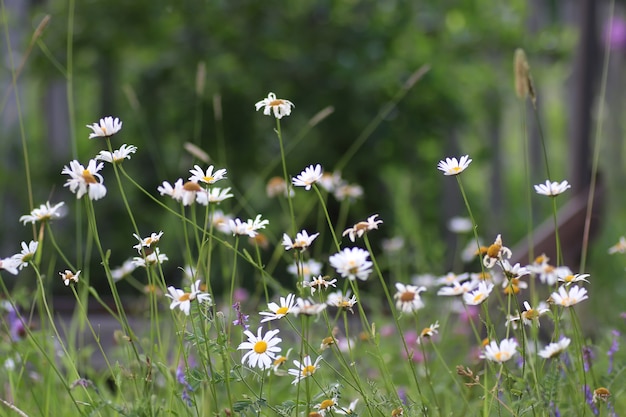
[[288, 355, 322, 384], [157, 178, 185, 202], [463, 281, 494, 305], [188, 165, 227, 185], [315, 397, 339, 415], [326, 290, 357, 312], [329, 247, 373, 281], [132, 248, 168, 268], [436, 272, 470, 286], [165, 279, 212, 315], [550, 285, 589, 307], [507, 301, 550, 328], [609, 236, 626, 254], [483, 234, 512, 268], [282, 230, 320, 251], [292, 164, 323, 190], [60, 270, 80, 286], [287, 259, 323, 281], [292, 298, 327, 317], [229, 214, 269, 238], [255, 92, 294, 119], [303, 275, 337, 294], [437, 281, 478, 296], [208, 209, 233, 234], [111, 259, 137, 281], [259, 293, 296, 323], [481, 338, 518, 363], [86, 116, 122, 139], [196, 187, 234, 205], [61, 159, 107, 200], [133, 231, 164, 254], [238, 327, 282, 370], [333, 183, 363, 202], [0, 257, 21, 275], [538, 337, 571, 359], [394, 283, 427, 313], [437, 154, 472, 176], [12, 241, 39, 270], [534, 180, 571, 196], [95, 144, 137, 164], [342, 214, 383, 242], [557, 273, 590, 286], [19, 201, 65, 225], [419, 321, 440, 339]]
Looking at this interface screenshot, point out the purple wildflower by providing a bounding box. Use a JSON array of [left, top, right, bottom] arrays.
[[582, 346, 594, 373], [176, 359, 194, 407], [607, 330, 620, 374], [549, 401, 560, 417], [584, 385, 599, 415], [232, 302, 250, 330], [4, 302, 26, 341]]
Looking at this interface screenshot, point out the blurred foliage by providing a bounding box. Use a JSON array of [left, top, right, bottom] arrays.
[[4, 0, 584, 294]]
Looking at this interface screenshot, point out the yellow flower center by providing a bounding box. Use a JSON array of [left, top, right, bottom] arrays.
[[82, 170, 97, 184], [400, 291, 415, 302], [473, 294, 484, 303], [421, 328, 432, 338], [253, 340, 268, 354], [451, 166, 461, 173], [563, 275, 574, 282], [522, 309, 538, 321], [276, 306, 289, 315], [494, 352, 504, 361], [319, 399, 335, 410], [179, 293, 191, 302], [302, 365, 316, 376], [269, 99, 284, 106], [486, 243, 501, 258], [203, 176, 214, 183], [273, 356, 286, 366], [183, 181, 203, 192]]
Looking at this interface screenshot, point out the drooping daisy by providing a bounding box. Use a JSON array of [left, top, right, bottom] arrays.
[[328, 247, 373, 281], [608, 237, 626, 254], [342, 214, 383, 242], [550, 285, 589, 307], [463, 281, 494, 305], [534, 180, 571, 197], [196, 187, 234, 205], [394, 283, 427, 313], [315, 397, 339, 416], [132, 248, 169, 268], [157, 178, 185, 202], [208, 209, 233, 234], [238, 327, 282, 370], [19, 201, 65, 225], [271, 348, 292, 376], [95, 144, 137, 164], [133, 231, 164, 254], [481, 338, 518, 363], [292, 297, 327, 317], [437, 155, 472, 176], [281, 230, 320, 251], [181, 181, 204, 206], [337, 399, 359, 415], [255, 92, 294, 119], [229, 214, 269, 238], [483, 234, 513, 268], [60, 270, 80, 286], [292, 164, 323, 190], [303, 275, 337, 294], [326, 290, 357, 313], [558, 273, 590, 286], [419, 321, 440, 339], [0, 257, 21, 275], [188, 165, 227, 185], [287, 259, 322, 281], [11, 241, 39, 270], [259, 293, 296, 323], [165, 279, 212, 315], [61, 159, 107, 200], [86, 116, 122, 139], [526, 254, 572, 286], [507, 301, 550, 328], [538, 337, 571, 359], [288, 355, 322, 384]]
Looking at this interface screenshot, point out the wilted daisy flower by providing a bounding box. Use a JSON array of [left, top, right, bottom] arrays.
[[238, 327, 282, 370], [326, 290, 357, 313], [481, 338, 518, 363], [315, 397, 339, 415], [132, 248, 168, 268], [292, 164, 323, 190], [165, 279, 212, 315], [329, 247, 373, 281], [282, 230, 320, 251], [259, 293, 296, 323], [303, 275, 337, 294], [188, 165, 227, 185], [534, 180, 571, 197], [133, 231, 163, 254], [61, 159, 107, 200], [483, 234, 512, 268], [255, 92, 294, 119], [95, 144, 137, 164], [111, 259, 137, 281], [463, 281, 494, 305], [420, 321, 440, 339], [12, 241, 39, 270], [437, 281, 478, 296], [292, 297, 327, 317], [60, 270, 80, 286], [20, 201, 65, 225], [394, 283, 427, 313], [608, 237, 626, 254], [539, 337, 571, 359], [0, 257, 21, 275], [288, 355, 322, 385], [271, 348, 292, 376], [86, 116, 122, 139], [558, 273, 590, 286], [342, 214, 383, 242], [550, 285, 589, 307], [437, 155, 472, 176], [229, 214, 269, 238], [507, 301, 550, 328], [197, 187, 234, 205], [287, 259, 322, 281]]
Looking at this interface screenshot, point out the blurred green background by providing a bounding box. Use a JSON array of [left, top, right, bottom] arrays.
[[2, 0, 625, 326]]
